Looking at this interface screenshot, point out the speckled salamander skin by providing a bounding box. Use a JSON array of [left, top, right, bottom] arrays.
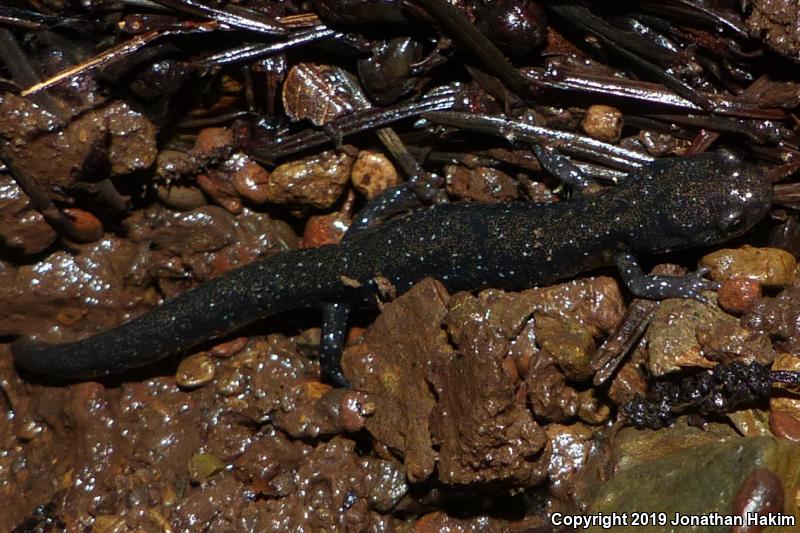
[[12, 153, 772, 378]]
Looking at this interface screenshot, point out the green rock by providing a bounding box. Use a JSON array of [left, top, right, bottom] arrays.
[[587, 424, 800, 533]]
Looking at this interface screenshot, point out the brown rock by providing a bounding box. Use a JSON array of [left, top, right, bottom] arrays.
[[0, 174, 57, 254], [351, 150, 400, 199], [581, 104, 623, 143], [743, 287, 800, 355], [719, 277, 763, 314], [535, 313, 596, 381], [342, 278, 452, 482], [701, 245, 796, 287], [430, 290, 548, 487], [731, 468, 785, 533], [193, 127, 234, 157], [230, 155, 271, 204], [445, 164, 520, 203], [266, 150, 354, 208], [197, 172, 243, 214], [63, 208, 104, 243]]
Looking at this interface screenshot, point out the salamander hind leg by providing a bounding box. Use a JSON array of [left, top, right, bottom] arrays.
[[319, 302, 351, 387]]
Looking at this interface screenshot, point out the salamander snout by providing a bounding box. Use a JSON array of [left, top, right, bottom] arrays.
[[708, 162, 772, 240], [643, 154, 772, 252]]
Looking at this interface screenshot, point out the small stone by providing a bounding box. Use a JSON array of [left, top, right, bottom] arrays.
[[769, 409, 800, 443], [701, 245, 796, 287], [770, 352, 800, 438], [535, 313, 596, 381], [646, 298, 734, 376], [196, 172, 242, 214], [193, 127, 234, 157], [577, 388, 610, 424], [266, 151, 354, 208], [718, 277, 763, 314], [350, 150, 400, 199], [63, 207, 104, 243], [155, 182, 206, 211], [176, 352, 216, 388], [731, 469, 784, 533], [581, 104, 623, 143], [230, 155, 271, 204], [302, 212, 350, 248], [210, 337, 248, 358], [187, 453, 226, 483], [445, 165, 519, 203]]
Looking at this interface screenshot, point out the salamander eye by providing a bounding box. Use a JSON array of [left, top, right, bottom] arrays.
[[718, 209, 745, 234]]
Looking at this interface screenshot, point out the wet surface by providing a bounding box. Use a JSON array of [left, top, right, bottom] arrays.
[[2, 1, 800, 531]]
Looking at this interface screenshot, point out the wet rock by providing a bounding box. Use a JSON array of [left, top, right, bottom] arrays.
[[732, 469, 785, 533], [607, 360, 648, 406], [646, 298, 737, 376], [747, 0, 800, 61], [172, 476, 250, 531], [719, 277, 763, 314], [0, 236, 152, 341], [272, 382, 374, 438], [265, 150, 354, 208], [342, 278, 452, 482], [526, 350, 579, 422], [430, 290, 548, 487], [701, 246, 796, 287], [577, 388, 610, 424], [523, 276, 625, 336], [581, 105, 623, 143], [639, 130, 690, 157], [209, 337, 248, 359], [744, 286, 800, 355], [247, 335, 320, 422], [233, 426, 309, 497], [155, 182, 207, 211], [193, 127, 234, 160], [546, 423, 593, 498], [196, 171, 242, 214], [188, 453, 226, 483], [588, 423, 800, 533], [175, 352, 216, 389], [230, 154, 271, 204], [62, 207, 104, 243], [132, 205, 297, 296], [445, 165, 520, 203], [770, 353, 800, 443], [535, 313, 596, 381], [414, 511, 549, 532], [0, 174, 57, 254], [697, 318, 776, 366], [255, 437, 406, 531], [0, 95, 156, 192], [155, 149, 200, 183], [350, 150, 400, 199]]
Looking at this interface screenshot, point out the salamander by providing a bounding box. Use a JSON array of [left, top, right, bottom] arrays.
[[11, 152, 772, 380]]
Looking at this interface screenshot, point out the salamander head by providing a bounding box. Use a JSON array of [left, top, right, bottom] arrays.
[[638, 153, 772, 253]]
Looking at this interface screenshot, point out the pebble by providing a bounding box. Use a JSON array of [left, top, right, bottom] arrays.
[[265, 150, 354, 208], [718, 277, 763, 314], [701, 246, 796, 287], [350, 150, 400, 199], [581, 104, 623, 143], [731, 469, 784, 533], [175, 352, 216, 388]]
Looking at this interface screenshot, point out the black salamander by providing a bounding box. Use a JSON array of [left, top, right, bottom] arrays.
[[12, 153, 772, 379]]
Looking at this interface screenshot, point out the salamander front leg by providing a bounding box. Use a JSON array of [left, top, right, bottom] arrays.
[[320, 302, 351, 387], [531, 144, 597, 194], [613, 252, 720, 301]]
